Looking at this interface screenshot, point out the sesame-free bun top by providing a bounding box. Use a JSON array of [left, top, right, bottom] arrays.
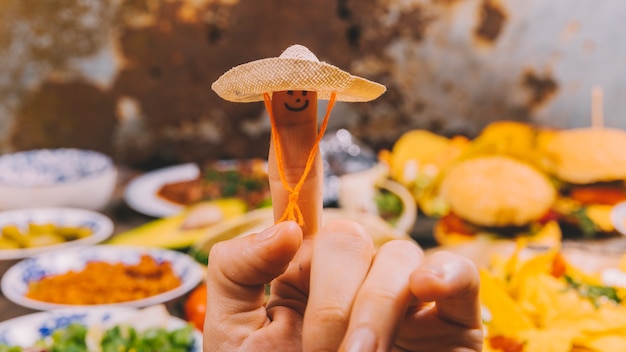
[[440, 156, 556, 227], [541, 127, 626, 184]]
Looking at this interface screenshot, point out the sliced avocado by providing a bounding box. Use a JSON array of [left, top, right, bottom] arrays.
[[190, 207, 274, 257], [108, 198, 248, 249]]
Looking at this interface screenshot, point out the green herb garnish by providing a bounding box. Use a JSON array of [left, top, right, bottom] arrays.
[[374, 190, 403, 225], [564, 275, 621, 308], [570, 208, 599, 238]]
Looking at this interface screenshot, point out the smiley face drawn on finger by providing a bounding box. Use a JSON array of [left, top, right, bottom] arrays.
[[283, 90, 310, 112]]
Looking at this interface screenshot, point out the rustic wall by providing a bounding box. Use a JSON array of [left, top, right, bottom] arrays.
[[1, 0, 624, 169]]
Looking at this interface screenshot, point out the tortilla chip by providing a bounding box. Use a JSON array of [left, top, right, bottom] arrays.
[[506, 246, 560, 299], [480, 243, 626, 352], [479, 269, 534, 336], [579, 334, 626, 352], [518, 328, 577, 352]]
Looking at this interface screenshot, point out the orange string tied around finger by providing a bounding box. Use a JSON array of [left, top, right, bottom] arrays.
[[263, 92, 337, 226]]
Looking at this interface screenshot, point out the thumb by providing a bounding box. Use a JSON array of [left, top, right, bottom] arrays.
[[205, 221, 303, 320]]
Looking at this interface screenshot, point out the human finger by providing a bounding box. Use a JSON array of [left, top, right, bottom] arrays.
[[203, 221, 303, 349], [409, 251, 482, 328], [339, 240, 424, 352], [303, 220, 376, 351], [267, 90, 323, 238]]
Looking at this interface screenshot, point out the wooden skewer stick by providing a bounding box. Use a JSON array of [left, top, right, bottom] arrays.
[[591, 86, 604, 128]]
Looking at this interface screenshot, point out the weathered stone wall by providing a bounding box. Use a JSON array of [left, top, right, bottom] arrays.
[[1, 0, 624, 169]]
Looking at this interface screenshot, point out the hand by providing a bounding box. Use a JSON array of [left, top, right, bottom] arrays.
[[203, 219, 483, 351], [203, 89, 483, 351]]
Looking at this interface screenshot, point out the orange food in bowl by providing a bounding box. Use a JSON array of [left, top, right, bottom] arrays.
[[25, 255, 181, 305]]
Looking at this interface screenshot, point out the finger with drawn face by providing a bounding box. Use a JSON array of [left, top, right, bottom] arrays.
[[267, 90, 322, 238]]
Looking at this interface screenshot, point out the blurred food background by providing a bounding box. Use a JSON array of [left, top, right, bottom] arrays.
[[2, 1, 626, 350], [2, 0, 625, 167]]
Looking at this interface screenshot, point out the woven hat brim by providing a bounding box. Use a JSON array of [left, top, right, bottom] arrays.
[[212, 58, 386, 103]]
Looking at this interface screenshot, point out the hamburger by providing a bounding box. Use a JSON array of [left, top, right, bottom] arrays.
[[540, 127, 626, 237], [379, 129, 469, 217], [433, 155, 561, 245], [417, 121, 550, 219]]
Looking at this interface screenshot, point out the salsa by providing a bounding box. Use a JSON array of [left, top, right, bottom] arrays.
[[26, 255, 181, 305]]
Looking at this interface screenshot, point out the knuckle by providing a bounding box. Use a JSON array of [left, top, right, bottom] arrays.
[[378, 240, 422, 262], [360, 285, 401, 303], [320, 220, 375, 253], [307, 305, 350, 325], [207, 241, 227, 264]]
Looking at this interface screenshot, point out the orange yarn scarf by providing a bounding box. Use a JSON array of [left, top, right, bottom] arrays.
[[263, 91, 337, 226]]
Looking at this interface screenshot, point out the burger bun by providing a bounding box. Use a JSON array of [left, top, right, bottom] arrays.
[[439, 156, 556, 227]]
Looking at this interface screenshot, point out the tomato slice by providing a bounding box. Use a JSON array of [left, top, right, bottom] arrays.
[[537, 209, 560, 224], [550, 252, 567, 278], [569, 186, 626, 206], [439, 213, 477, 236], [184, 284, 207, 331], [488, 335, 525, 352]]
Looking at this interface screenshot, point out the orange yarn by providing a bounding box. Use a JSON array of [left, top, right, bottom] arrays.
[[263, 91, 337, 226]]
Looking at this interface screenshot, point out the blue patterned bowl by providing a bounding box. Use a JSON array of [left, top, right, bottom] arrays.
[[0, 148, 117, 211], [0, 207, 114, 261], [1, 245, 205, 310]]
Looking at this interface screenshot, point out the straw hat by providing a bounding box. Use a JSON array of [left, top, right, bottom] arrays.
[[211, 44, 386, 103]]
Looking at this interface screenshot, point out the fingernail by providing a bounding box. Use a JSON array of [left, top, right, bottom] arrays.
[[346, 327, 377, 352], [256, 223, 281, 241]]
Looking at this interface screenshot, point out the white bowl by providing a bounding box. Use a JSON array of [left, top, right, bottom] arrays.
[[0, 207, 114, 261], [0, 148, 117, 211], [1, 245, 205, 311]]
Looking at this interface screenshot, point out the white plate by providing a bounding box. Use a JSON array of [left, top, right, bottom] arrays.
[[0, 207, 114, 261], [124, 163, 200, 218], [0, 306, 202, 350], [610, 201, 626, 236], [1, 245, 205, 310]]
